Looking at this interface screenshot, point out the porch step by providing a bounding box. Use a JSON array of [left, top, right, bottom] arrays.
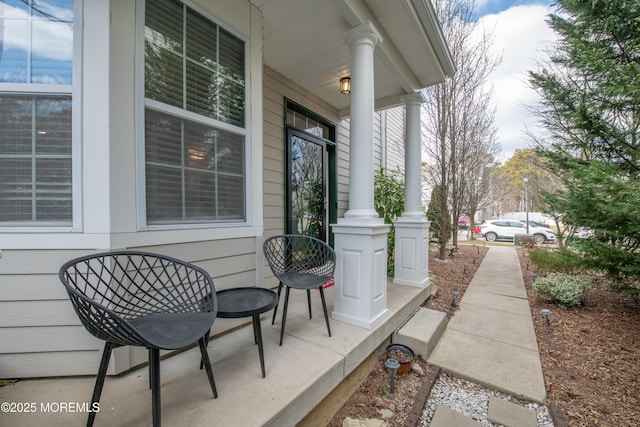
[[392, 307, 447, 359]]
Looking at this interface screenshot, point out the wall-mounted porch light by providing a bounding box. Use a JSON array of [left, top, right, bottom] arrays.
[[340, 77, 351, 95]]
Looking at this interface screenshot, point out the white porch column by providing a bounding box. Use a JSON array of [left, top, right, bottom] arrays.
[[332, 22, 390, 329], [393, 93, 431, 288], [401, 93, 426, 218], [343, 22, 380, 221]]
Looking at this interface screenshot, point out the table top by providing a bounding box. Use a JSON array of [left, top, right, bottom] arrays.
[[216, 287, 278, 318]]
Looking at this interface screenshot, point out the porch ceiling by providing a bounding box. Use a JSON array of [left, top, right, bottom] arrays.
[[250, 0, 454, 117]]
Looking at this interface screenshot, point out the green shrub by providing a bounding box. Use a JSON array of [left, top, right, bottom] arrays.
[[529, 249, 580, 273], [532, 273, 595, 306], [374, 168, 405, 276]]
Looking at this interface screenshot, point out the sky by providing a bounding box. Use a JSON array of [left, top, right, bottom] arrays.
[[472, 0, 558, 162]]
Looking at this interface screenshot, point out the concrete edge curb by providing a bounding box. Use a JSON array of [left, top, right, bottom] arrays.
[[403, 367, 441, 427]]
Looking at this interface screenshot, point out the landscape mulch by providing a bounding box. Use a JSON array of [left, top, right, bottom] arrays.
[[519, 247, 640, 427], [328, 242, 640, 427]]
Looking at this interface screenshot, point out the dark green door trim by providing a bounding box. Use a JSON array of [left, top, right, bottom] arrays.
[[284, 100, 336, 246]]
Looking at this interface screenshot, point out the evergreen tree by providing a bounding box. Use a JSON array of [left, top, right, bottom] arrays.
[[529, 0, 640, 293]]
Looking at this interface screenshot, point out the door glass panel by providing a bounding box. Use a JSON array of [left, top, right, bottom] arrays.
[[285, 103, 336, 244], [289, 132, 324, 240]]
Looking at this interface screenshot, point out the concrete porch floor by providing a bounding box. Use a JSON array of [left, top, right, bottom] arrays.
[[1, 279, 430, 427]]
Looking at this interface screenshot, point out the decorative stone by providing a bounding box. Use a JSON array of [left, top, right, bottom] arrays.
[[423, 375, 554, 426], [343, 418, 366, 427], [411, 362, 424, 376], [342, 417, 387, 427], [431, 285, 439, 298], [378, 408, 394, 419], [430, 405, 481, 426], [487, 396, 538, 427]]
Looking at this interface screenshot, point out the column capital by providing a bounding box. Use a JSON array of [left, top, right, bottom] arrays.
[[401, 91, 427, 106], [346, 21, 383, 49]]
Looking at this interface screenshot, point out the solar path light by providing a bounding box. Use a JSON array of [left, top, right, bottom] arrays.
[[384, 359, 400, 393], [540, 308, 552, 326], [451, 290, 461, 306]]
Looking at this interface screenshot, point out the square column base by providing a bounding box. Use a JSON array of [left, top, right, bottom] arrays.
[[393, 217, 431, 288], [331, 221, 391, 329]]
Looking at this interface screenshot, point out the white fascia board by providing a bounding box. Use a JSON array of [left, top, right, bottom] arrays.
[[408, 0, 456, 77]]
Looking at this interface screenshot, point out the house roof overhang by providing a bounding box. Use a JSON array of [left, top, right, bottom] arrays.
[[250, 0, 455, 117]]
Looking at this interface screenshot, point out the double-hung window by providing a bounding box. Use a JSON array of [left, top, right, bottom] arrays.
[[142, 0, 247, 227], [0, 1, 77, 227]]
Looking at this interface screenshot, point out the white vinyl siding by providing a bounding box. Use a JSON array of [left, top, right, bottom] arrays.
[[0, 236, 258, 377], [382, 106, 405, 173]]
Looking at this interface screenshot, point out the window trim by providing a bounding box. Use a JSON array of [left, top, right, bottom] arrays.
[[135, 0, 251, 231], [0, 0, 83, 232]]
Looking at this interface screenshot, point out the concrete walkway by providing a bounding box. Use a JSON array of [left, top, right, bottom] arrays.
[[428, 245, 546, 403]]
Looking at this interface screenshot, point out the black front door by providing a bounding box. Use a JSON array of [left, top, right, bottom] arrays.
[[286, 127, 327, 241]]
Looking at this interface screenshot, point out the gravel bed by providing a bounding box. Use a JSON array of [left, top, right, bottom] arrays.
[[419, 373, 554, 426]]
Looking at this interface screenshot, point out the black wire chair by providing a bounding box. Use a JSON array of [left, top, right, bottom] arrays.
[[59, 251, 218, 427], [263, 235, 335, 345]]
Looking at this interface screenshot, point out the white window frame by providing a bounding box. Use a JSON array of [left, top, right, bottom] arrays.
[[135, 0, 252, 231], [0, 0, 83, 233]]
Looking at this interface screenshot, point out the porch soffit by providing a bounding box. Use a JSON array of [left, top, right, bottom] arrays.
[[250, 0, 454, 117]]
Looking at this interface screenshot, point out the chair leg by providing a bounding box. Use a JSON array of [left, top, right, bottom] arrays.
[[307, 289, 312, 319], [319, 287, 332, 337], [149, 348, 161, 427], [271, 282, 283, 325], [197, 337, 218, 398], [87, 342, 115, 427], [148, 348, 153, 390], [279, 286, 291, 346]]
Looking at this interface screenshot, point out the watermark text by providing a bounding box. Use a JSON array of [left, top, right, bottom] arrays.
[[1, 401, 100, 413]]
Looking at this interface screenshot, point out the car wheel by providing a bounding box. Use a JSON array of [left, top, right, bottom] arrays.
[[485, 232, 497, 242], [533, 233, 545, 244]]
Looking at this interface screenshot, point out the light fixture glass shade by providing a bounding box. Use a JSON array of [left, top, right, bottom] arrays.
[[340, 77, 351, 95]]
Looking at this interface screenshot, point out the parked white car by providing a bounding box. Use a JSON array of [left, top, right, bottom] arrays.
[[574, 227, 594, 239], [480, 220, 556, 244]]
